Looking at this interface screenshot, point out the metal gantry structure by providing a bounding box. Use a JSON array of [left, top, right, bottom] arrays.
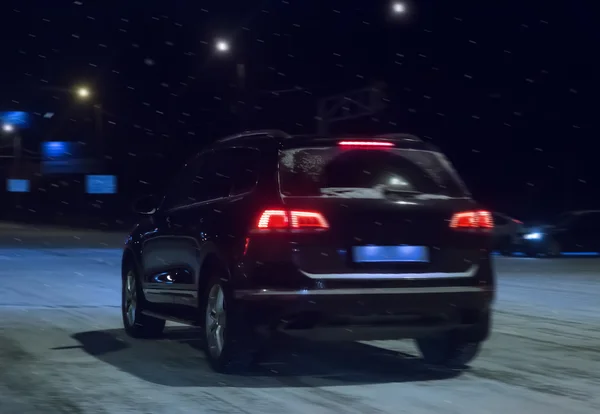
[[316, 81, 387, 135]]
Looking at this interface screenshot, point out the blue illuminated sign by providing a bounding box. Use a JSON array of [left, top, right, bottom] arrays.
[[86, 175, 117, 194], [7, 179, 30, 193], [42, 141, 70, 159], [0, 111, 31, 128], [41, 141, 89, 174]]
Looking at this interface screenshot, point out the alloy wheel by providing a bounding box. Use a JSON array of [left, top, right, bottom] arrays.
[[125, 270, 137, 326], [206, 284, 227, 358]]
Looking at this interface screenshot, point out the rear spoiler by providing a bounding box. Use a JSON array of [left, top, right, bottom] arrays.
[[281, 136, 440, 152]]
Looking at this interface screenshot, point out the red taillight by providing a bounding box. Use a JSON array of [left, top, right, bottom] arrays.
[[256, 209, 329, 230], [338, 140, 394, 148], [450, 210, 494, 229], [513, 219, 523, 224], [257, 209, 288, 229]]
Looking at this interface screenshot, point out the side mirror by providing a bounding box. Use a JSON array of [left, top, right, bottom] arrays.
[[133, 195, 158, 215]]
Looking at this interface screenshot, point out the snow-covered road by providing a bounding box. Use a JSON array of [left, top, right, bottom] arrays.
[[0, 248, 598, 413]]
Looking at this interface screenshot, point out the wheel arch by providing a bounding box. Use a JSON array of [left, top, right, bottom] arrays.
[[121, 247, 142, 279], [196, 246, 232, 305]]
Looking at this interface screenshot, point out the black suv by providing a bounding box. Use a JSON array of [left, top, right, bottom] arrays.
[[121, 130, 495, 373]]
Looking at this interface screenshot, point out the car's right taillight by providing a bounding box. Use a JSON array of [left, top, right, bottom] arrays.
[[450, 210, 494, 230], [256, 209, 329, 231]]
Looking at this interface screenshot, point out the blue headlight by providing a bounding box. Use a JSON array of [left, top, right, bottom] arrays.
[[524, 232, 542, 240]]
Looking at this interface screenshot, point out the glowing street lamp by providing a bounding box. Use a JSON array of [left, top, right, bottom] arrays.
[[215, 39, 230, 53], [73, 84, 105, 157], [2, 123, 14, 133], [76, 87, 91, 99], [391, 2, 407, 14]]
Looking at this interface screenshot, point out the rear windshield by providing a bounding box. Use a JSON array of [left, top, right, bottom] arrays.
[[278, 147, 470, 198]]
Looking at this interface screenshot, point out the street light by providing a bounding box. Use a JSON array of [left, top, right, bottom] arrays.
[[391, 2, 407, 14], [73, 85, 105, 160], [1, 123, 21, 169], [215, 39, 230, 53], [76, 87, 91, 99]]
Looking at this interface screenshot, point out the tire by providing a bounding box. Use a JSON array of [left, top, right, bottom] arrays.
[[201, 272, 257, 373], [122, 265, 166, 338], [416, 332, 482, 368]]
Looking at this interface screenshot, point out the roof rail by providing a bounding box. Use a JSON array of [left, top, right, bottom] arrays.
[[215, 129, 292, 144]]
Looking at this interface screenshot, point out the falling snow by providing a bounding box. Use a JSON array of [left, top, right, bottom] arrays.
[[0, 1, 596, 226]]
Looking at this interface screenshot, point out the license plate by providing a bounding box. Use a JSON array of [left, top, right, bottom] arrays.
[[352, 245, 429, 263]]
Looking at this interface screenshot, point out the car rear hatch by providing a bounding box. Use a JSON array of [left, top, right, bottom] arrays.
[[276, 137, 492, 288]]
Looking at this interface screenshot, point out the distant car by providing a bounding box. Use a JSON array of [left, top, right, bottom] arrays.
[[120, 130, 495, 373], [520, 210, 600, 257], [492, 212, 524, 255]]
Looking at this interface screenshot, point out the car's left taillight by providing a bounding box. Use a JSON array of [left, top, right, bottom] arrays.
[[256, 209, 329, 231], [449, 210, 494, 230]]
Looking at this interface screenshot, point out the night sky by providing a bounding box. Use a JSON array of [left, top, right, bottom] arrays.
[[0, 1, 598, 225]]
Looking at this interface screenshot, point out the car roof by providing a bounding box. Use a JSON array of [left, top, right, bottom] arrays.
[[211, 129, 440, 152]]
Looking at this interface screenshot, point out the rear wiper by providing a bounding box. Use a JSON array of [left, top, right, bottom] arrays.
[[381, 187, 453, 200], [320, 187, 383, 199], [381, 186, 420, 197]]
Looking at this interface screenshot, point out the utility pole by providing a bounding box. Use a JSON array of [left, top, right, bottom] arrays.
[[7, 130, 23, 205], [94, 103, 104, 165], [12, 133, 21, 170], [233, 63, 247, 129], [316, 81, 387, 135]]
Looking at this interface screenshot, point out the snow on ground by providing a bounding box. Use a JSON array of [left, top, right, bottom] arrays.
[[0, 241, 598, 413]]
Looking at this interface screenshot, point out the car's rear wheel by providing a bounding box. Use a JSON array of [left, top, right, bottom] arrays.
[[122, 266, 165, 338], [416, 332, 482, 368], [201, 273, 257, 373]]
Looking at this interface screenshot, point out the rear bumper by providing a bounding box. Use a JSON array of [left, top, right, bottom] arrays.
[[235, 286, 493, 342], [235, 285, 486, 298]]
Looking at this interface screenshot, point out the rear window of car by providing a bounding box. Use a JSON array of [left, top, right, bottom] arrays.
[[278, 147, 470, 198]]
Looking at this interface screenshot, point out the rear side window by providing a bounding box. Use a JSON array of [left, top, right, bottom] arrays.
[[189, 147, 261, 202], [224, 148, 261, 196], [189, 153, 231, 203], [161, 155, 204, 210], [278, 147, 469, 198]]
